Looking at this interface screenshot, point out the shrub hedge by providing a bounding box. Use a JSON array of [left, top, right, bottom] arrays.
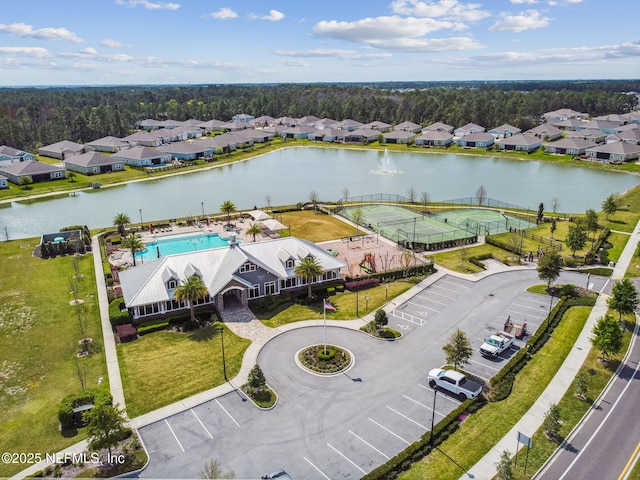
[[109, 299, 130, 326], [58, 387, 113, 428]]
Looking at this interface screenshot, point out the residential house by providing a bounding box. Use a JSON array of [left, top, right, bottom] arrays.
[[64, 152, 126, 175], [86, 136, 129, 153], [567, 129, 607, 144], [524, 124, 563, 141], [232, 113, 255, 123], [544, 138, 596, 155], [382, 130, 416, 144], [119, 236, 346, 321], [219, 122, 254, 132], [456, 132, 495, 148], [153, 128, 184, 144], [281, 125, 316, 139], [488, 124, 521, 139], [157, 119, 181, 129], [394, 121, 422, 133], [0, 160, 66, 184], [0, 175, 8, 189], [137, 119, 162, 130], [236, 129, 274, 143], [337, 119, 363, 132], [38, 140, 86, 160], [343, 128, 379, 144], [200, 119, 228, 133], [592, 114, 630, 124], [454, 123, 485, 137], [314, 118, 340, 130], [362, 121, 392, 132], [576, 120, 624, 135], [423, 122, 454, 133], [543, 108, 588, 123], [494, 133, 542, 152], [158, 141, 215, 161], [181, 119, 206, 128], [606, 128, 640, 145], [122, 131, 163, 147], [251, 115, 276, 128], [112, 146, 171, 167], [0, 145, 34, 165], [551, 118, 586, 131], [275, 116, 299, 127], [308, 128, 343, 143], [297, 115, 320, 126], [170, 125, 204, 140], [586, 142, 640, 163], [415, 131, 453, 147]]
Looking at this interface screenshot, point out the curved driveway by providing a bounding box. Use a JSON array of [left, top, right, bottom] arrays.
[[137, 268, 607, 479]]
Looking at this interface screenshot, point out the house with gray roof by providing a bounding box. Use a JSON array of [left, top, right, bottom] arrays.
[[494, 133, 542, 152], [423, 122, 454, 133], [343, 128, 379, 144], [314, 118, 340, 130], [543, 108, 588, 123], [64, 152, 125, 175], [606, 128, 640, 145], [200, 119, 228, 133], [119, 236, 345, 321], [298, 115, 320, 126], [394, 121, 422, 133], [232, 113, 255, 123], [0, 145, 34, 165], [137, 119, 162, 130], [382, 130, 416, 144], [576, 120, 624, 134], [235, 129, 274, 143], [456, 132, 494, 148], [544, 137, 596, 155], [122, 131, 163, 147], [220, 122, 255, 132], [0, 160, 66, 184], [86, 136, 130, 153], [488, 124, 521, 139], [112, 146, 171, 167], [415, 130, 453, 147], [362, 121, 392, 132], [592, 114, 630, 124], [38, 140, 86, 160], [454, 123, 485, 137], [275, 116, 299, 127], [308, 128, 343, 143], [338, 119, 363, 131], [550, 118, 586, 131], [281, 125, 316, 139], [586, 142, 640, 163], [158, 141, 215, 161], [524, 124, 563, 141], [567, 129, 607, 144], [251, 115, 276, 128]]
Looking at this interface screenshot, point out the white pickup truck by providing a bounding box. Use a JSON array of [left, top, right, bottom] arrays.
[[480, 331, 515, 357], [427, 368, 483, 400]]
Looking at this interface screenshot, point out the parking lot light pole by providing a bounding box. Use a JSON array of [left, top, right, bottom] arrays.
[[430, 389, 437, 447], [355, 275, 359, 318], [215, 326, 227, 381]]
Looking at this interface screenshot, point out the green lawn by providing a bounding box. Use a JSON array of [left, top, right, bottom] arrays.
[[277, 210, 356, 242], [256, 280, 416, 327], [0, 239, 107, 478], [399, 305, 591, 480], [605, 231, 630, 263], [427, 243, 518, 274], [117, 323, 250, 418]]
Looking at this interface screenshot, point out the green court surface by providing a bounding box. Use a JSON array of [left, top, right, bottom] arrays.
[[341, 204, 535, 250]]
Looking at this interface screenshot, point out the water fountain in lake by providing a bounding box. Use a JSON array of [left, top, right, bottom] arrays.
[[370, 148, 403, 175]]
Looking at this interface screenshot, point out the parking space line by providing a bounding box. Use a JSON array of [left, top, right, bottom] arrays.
[[349, 430, 390, 460], [191, 409, 213, 439], [430, 284, 464, 295], [303, 456, 331, 480], [415, 295, 448, 306], [511, 302, 548, 311], [424, 289, 456, 300], [368, 417, 411, 445], [468, 358, 500, 372], [386, 405, 428, 429], [402, 394, 445, 417], [164, 419, 185, 452], [215, 399, 240, 427], [407, 300, 440, 312], [505, 308, 544, 318], [439, 279, 470, 290], [327, 443, 366, 474]]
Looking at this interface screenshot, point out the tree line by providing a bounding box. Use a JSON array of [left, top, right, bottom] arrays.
[[1, 81, 638, 152]]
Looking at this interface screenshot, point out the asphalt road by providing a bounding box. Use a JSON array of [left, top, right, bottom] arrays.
[[138, 269, 608, 479], [534, 322, 640, 480]]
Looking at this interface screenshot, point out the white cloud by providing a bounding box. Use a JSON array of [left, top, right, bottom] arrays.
[[314, 16, 454, 42], [274, 48, 392, 60], [390, 0, 490, 23], [208, 8, 238, 20], [0, 23, 83, 43], [489, 10, 551, 32], [282, 59, 310, 67], [262, 10, 285, 21], [100, 39, 126, 48], [116, 0, 180, 10], [0, 46, 50, 58], [511, 0, 538, 3]]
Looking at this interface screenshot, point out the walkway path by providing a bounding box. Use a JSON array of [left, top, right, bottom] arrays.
[[460, 219, 640, 480]]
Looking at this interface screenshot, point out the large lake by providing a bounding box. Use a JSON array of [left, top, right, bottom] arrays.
[[2, 147, 638, 239]]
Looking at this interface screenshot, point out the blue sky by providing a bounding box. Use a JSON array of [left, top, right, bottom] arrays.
[[0, 0, 638, 86]]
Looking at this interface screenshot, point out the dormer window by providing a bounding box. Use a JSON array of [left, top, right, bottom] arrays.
[[285, 258, 295, 269], [239, 262, 256, 273], [166, 278, 178, 289]]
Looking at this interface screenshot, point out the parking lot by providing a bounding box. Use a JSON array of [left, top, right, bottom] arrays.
[[138, 269, 607, 479]]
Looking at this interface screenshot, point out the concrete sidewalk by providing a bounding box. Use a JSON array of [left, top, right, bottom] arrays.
[[461, 219, 640, 480]]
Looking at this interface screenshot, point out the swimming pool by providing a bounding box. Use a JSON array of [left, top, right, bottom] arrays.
[[135, 232, 235, 262]]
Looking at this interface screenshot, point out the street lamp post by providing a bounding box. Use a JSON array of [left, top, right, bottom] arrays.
[[546, 291, 554, 334], [201, 201, 205, 219], [139, 208, 144, 230], [355, 275, 359, 318], [365, 294, 370, 312], [215, 326, 227, 381], [385, 282, 389, 301], [430, 389, 437, 447]]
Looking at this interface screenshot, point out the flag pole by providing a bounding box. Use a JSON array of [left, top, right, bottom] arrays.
[[323, 302, 327, 355]]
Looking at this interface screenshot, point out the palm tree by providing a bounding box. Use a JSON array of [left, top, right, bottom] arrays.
[[246, 223, 262, 242], [294, 256, 325, 299], [220, 200, 236, 226], [174, 275, 209, 325], [113, 213, 131, 236], [121, 233, 144, 267]]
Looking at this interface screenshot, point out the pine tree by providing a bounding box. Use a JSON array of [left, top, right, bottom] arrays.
[[442, 328, 473, 370]]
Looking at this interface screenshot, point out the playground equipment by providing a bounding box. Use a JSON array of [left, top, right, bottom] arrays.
[[360, 252, 377, 273]]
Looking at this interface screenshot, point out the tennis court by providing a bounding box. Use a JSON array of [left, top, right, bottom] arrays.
[[341, 205, 536, 251]]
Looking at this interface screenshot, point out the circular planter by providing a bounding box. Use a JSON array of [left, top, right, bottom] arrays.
[[296, 344, 354, 376]]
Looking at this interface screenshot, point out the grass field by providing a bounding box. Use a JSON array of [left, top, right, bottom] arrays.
[[427, 243, 519, 274], [117, 323, 250, 418], [399, 305, 591, 480], [278, 210, 355, 242], [0, 239, 107, 478]]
